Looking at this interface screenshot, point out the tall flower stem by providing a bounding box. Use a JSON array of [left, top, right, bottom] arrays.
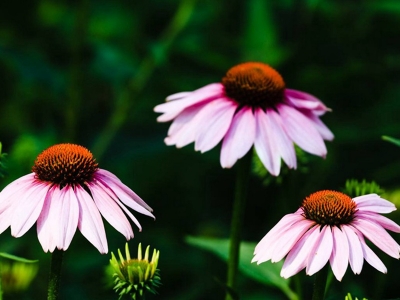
[[311, 264, 328, 300], [92, 0, 197, 160], [225, 153, 252, 300], [47, 250, 64, 300]]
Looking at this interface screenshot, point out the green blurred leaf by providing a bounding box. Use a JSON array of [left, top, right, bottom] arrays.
[[342, 179, 384, 198], [382, 135, 400, 147], [186, 236, 298, 300], [0, 252, 38, 263]]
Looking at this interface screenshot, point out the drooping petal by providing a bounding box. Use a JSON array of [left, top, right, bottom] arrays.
[[254, 108, 281, 176], [281, 225, 320, 278], [95, 170, 154, 216], [359, 237, 387, 273], [285, 89, 330, 115], [88, 182, 133, 240], [342, 225, 364, 274], [306, 225, 333, 276], [194, 98, 237, 153], [353, 194, 396, 214], [154, 83, 224, 122], [351, 218, 400, 258], [356, 211, 400, 233], [75, 185, 108, 254], [220, 107, 256, 168], [37, 186, 61, 253], [56, 186, 79, 250], [278, 104, 327, 157], [303, 112, 334, 141], [11, 181, 49, 237], [166, 91, 192, 101], [329, 226, 349, 281]]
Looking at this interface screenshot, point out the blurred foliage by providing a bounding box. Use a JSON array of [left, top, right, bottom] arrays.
[[382, 135, 400, 147], [342, 179, 384, 198], [0, 0, 400, 299], [0, 143, 7, 178]]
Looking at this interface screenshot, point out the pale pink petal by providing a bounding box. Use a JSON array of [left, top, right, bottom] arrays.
[[88, 182, 133, 239], [278, 104, 327, 157], [220, 107, 256, 168], [265, 108, 297, 169], [304, 113, 334, 141], [11, 181, 49, 237], [75, 185, 108, 254], [351, 218, 399, 258], [166, 103, 205, 138], [359, 237, 387, 273], [306, 225, 333, 276], [285, 89, 330, 115], [342, 225, 364, 274], [56, 186, 79, 250], [270, 219, 315, 263], [194, 99, 237, 153], [154, 83, 224, 121], [329, 226, 349, 281], [281, 226, 320, 278], [37, 186, 61, 253], [254, 108, 281, 176], [166, 91, 192, 101], [356, 211, 400, 233], [95, 170, 154, 215], [353, 194, 396, 213], [254, 210, 304, 255]]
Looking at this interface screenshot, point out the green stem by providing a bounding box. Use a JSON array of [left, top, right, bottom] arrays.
[[91, 0, 197, 160], [47, 250, 64, 300], [225, 153, 252, 300], [311, 264, 328, 300]]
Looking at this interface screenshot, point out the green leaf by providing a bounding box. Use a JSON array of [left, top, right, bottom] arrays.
[[382, 135, 400, 147], [186, 236, 298, 300], [0, 252, 38, 263]]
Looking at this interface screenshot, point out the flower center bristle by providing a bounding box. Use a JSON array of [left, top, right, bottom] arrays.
[[222, 62, 285, 109], [32, 143, 98, 188], [301, 190, 356, 226]]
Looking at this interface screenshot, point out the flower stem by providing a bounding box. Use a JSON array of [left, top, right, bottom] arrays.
[[47, 250, 64, 300], [311, 264, 328, 300], [225, 153, 252, 300]]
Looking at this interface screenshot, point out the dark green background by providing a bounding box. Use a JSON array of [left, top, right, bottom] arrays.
[[0, 0, 399, 299]]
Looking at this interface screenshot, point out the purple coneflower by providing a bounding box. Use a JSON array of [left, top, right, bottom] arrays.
[[0, 143, 154, 254], [154, 62, 333, 175], [252, 190, 400, 281]]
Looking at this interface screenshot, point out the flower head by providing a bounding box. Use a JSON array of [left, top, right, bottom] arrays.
[[252, 190, 400, 281], [154, 62, 333, 176], [0, 143, 154, 254], [109, 243, 161, 299]]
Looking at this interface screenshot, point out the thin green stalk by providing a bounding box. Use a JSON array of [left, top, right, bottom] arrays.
[[92, 0, 197, 160], [311, 264, 328, 300], [225, 153, 252, 300], [47, 250, 64, 300]]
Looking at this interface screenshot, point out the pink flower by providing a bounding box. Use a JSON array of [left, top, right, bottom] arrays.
[[154, 62, 333, 176], [252, 190, 400, 281], [0, 144, 154, 254]]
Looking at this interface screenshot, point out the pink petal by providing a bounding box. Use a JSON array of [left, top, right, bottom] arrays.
[[37, 186, 62, 252], [166, 103, 205, 138], [306, 225, 333, 276], [265, 108, 297, 169], [88, 182, 133, 239], [353, 194, 396, 213], [220, 107, 256, 168], [359, 237, 387, 273], [304, 113, 334, 141], [166, 91, 192, 101], [75, 185, 108, 254], [285, 89, 330, 115], [278, 104, 327, 157], [56, 186, 79, 250], [194, 99, 237, 153], [342, 225, 364, 274], [154, 83, 224, 121], [254, 108, 281, 176], [11, 181, 49, 237], [281, 225, 321, 278], [270, 219, 315, 263], [329, 226, 349, 281], [95, 170, 154, 215], [351, 218, 400, 258], [356, 211, 400, 233]]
